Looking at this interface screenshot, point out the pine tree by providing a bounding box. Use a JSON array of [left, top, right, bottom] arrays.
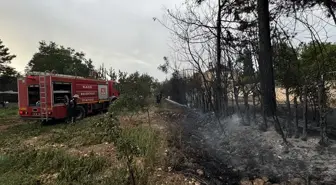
[[0, 39, 16, 75]]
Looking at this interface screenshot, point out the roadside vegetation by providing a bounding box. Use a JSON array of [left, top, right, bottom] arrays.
[[0, 71, 190, 185], [0, 115, 162, 185], [0, 106, 24, 130], [0, 106, 17, 119]]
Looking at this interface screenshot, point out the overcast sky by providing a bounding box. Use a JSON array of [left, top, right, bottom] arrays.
[[0, 0, 181, 80], [1, 0, 335, 81]]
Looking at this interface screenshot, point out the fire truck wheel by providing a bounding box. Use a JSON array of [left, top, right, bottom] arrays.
[[109, 96, 117, 104], [76, 106, 86, 120]]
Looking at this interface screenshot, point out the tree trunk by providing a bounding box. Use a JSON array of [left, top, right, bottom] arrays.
[[314, 103, 319, 126], [227, 54, 242, 119], [259, 93, 268, 130], [252, 90, 257, 121], [273, 112, 288, 143], [312, 102, 317, 121], [215, 1, 222, 114], [194, 91, 197, 108], [294, 96, 300, 138], [208, 89, 212, 112], [243, 87, 250, 125], [318, 81, 329, 146], [202, 91, 206, 112], [234, 86, 241, 115], [198, 91, 200, 108], [285, 87, 292, 137], [302, 85, 308, 141], [257, 0, 277, 116], [223, 73, 229, 116], [231, 92, 235, 114]]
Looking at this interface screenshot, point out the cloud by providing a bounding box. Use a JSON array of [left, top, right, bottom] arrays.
[[0, 0, 179, 81], [5, 0, 333, 82]]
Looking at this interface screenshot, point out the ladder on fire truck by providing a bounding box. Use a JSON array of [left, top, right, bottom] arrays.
[[39, 71, 49, 121]]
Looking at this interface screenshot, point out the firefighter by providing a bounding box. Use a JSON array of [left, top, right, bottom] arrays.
[[156, 93, 160, 104], [68, 94, 79, 123], [156, 91, 163, 104]]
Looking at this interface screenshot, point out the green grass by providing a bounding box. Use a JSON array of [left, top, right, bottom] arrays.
[[42, 116, 108, 147], [0, 112, 164, 185], [121, 126, 161, 184], [122, 126, 159, 161], [0, 122, 50, 150], [0, 107, 18, 119], [0, 148, 117, 185]]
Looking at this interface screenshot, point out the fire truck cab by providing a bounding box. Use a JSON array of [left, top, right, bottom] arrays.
[[17, 71, 120, 121]]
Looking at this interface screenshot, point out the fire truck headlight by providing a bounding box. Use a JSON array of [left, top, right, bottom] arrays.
[[19, 110, 25, 115]]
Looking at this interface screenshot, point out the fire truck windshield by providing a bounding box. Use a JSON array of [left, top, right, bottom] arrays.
[[28, 85, 40, 106]]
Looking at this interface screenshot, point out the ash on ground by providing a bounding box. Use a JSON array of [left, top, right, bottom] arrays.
[[198, 114, 336, 183]]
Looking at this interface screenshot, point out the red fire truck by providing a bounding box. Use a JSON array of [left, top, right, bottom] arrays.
[[17, 71, 120, 121]]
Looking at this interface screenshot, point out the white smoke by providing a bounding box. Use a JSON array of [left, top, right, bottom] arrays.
[[165, 99, 336, 183]]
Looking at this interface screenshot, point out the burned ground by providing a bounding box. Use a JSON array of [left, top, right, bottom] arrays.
[[161, 99, 336, 185]]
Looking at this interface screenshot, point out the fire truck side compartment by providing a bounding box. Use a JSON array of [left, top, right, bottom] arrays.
[[53, 82, 71, 105]]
